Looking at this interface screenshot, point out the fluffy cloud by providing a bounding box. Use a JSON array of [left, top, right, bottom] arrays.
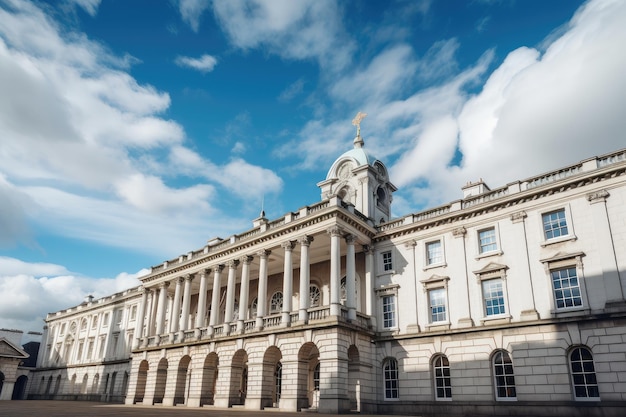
[[212, 0, 353, 70], [178, 0, 211, 32], [0, 257, 145, 332], [0, 0, 284, 258], [175, 54, 218, 73]]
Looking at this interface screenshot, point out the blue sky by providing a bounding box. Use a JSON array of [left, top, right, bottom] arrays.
[[2, 0, 626, 332]]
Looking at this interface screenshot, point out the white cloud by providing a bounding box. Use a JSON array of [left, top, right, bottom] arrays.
[[67, 0, 101, 17], [175, 54, 218, 73], [0, 257, 146, 332], [278, 78, 305, 102], [178, 0, 211, 32], [212, 0, 353, 70]]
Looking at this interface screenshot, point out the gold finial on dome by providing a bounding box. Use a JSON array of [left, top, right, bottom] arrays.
[[352, 111, 367, 137]]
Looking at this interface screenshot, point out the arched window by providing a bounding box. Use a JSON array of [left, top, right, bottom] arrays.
[[493, 350, 516, 400], [250, 298, 258, 318], [383, 358, 399, 400], [270, 292, 283, 314], [313, 363, 320, 391], [570, 346, 599, 399], [275, 362, 282, 402], [433, 355, 451, 400], [309, 285, 321, 307]]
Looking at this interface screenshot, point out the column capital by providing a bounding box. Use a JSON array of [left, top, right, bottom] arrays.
[[139, 286, 147, 294], [281, 240, 296, 251], [510, 211, 528, 223], [344, 234, 356, 245], [327, 225, 344, 237], [404, 239, 417, 248], [185, 273, 195, 281], [215, 264, 225, 272], [587, 189, 610, 203], [298, 235, 314, 246], [256, 249, 271, 259], [362, 244, 374, 255], [240, 255, 254, 265], [452, 226, 466, 237], [227, 259, 240, 268], [159, 281, 170, 289]]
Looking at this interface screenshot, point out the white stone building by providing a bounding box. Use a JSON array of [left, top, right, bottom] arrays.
[[24, 128, 626, 416]]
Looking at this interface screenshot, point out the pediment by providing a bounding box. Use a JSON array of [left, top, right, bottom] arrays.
[[473, 262, 508, 275], [0, 338, 30, 359]]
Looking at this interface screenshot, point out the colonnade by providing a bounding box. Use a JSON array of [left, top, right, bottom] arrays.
[[133, 227, 376, 349]]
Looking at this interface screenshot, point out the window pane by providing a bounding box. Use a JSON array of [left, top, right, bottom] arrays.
[[478, 228, 497, 253], [429, 289, 447, 323], [482, 279, 505, 316], [570, 347, 599, 398], [382, 251, 393, 271], [551, 268, 582, 309], [382, 295, 396, 328], [543, 209, 568, 239], [426, 241, 443, 265], [433, 355, 452, 399]]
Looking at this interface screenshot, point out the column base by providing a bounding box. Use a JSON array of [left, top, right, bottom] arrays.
[[187, 396, 201, 407]]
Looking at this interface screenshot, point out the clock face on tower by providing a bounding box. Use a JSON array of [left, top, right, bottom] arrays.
[[337, 161, 353, 180]]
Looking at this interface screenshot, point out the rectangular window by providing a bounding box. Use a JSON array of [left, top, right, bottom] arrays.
[[382, 295, 396, 329], [382, 251, 393, 272], [97, 337, 106, 357], [60, 323, 66, 335], [478, 227, 497, 253], [429, 288, 447, 323], [86, 339, 94, 360], [543, 209, 568, 240], [76, 341, 84, 361], [130, 305, 137, 321], [103, 313, 109, 327], [426, 240, 443, 265], [482, 279, 506, 316], [551, 267, 582, 309]]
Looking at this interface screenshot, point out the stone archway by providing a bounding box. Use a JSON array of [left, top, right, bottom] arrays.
[[173, 355, 191, 405], [230, 349, 248, 406], [153, 358, 168, 404], [11, 375, 28, 400], [133, 361, 149, 404], [347, 345, 360, 412], [261, 346, 282, 408], [298, 342, 320, 410], [200, 352, 218, 406]]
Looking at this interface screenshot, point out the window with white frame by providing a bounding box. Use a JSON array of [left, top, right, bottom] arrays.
[[542, 209, 568, 240], [478, 227, 497, 254], [309, 284, 321, 307], [429, 288, 447, 323], [570, 347, 599, 400], [482, 279, 506, 316], [91, 315, 98, 329], [382, 295, 396, 329], [433, 355, 452, 400], [383, 358, 399, 399], [493, 350, 516, 400], [130, 305, 137, 321], [426, 240, 443, 266], [551, 267, 582, 309], [382, 250, 393, 272], [270, 291, 283, 314]]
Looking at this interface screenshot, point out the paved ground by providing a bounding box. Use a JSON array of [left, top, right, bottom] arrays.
[[0, 401, 413, 417]]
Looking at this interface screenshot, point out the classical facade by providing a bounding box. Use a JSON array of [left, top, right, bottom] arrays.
[[24, 125, 626, 416]]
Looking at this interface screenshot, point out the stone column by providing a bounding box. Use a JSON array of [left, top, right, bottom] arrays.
[[180, 274, 194, 331], [133, 287, 148, 349], [169, 277, 184, 333], [195, 268, 210, 334], [281, 241, 296, 326], [237, 255, 254, 332], [224, 259, 240, 333], [345, 234, 357, 321], [147, 289, 157, 336], [298, 235, 314, 322], [208, 265, 224, 335], [154, 281, 170, 336], [363, 245, 376, 328], [255, 250, 271, 329], [328, 226, 343, 316]]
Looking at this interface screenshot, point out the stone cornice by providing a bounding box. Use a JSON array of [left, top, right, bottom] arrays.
[[374, 163, 626, 243], [141, 205, 377, 285]]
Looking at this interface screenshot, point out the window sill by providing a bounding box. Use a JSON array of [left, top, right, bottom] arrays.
[[574, 397, 601, 402], [423, 262, 447, 271], [480, 315, 511, 325], [541, 234, 577, 247], [475, 250, 503, 260], [435, 397, 452, 402], [550, 307, 589, 318], [426, 322, 451, 331], [383, 397, 400, 402], [496, 397, 517, 402], [377, 270, 396, 278]]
